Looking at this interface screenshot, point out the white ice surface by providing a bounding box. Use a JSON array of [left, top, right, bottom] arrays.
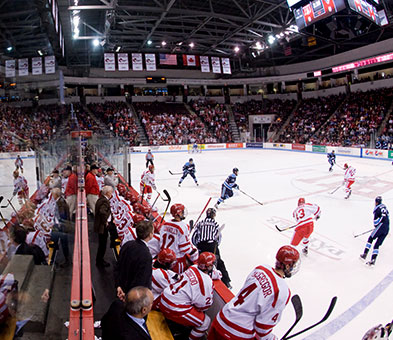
[[130, 148, 393, 340], [0, 156, 37, 222]]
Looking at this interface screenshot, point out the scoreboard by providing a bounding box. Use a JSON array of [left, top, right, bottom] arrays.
[[347, 0, 381, 25], [293, 0, 346, 29]]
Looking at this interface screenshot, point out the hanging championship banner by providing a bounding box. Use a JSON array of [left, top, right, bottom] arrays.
[[18, 58, 28, 76], [45, 56, 55, 74], [118, 53, 129, 71], [32, 57, 43, 75], [5, 60, 15, 78], [104, 53, 116, 71], [132, 53, 143, 71], [145, 53, 156, 71], [200, 56, 210, 73], [211, 57, 221, 73], [221, 57, 231, 74]]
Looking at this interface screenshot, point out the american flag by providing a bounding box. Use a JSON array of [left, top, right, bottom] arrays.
[[159, 54, 178, 65]]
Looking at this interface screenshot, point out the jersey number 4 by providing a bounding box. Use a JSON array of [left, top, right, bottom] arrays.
[[234, 283, 257, 306], [161, 234, 175, 249]]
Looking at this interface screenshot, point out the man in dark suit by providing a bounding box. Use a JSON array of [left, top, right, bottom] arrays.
[[114, 221, 154, 301], [10, 225, 47, 265], [94, 185, 114, 267], [101, 286, 154, 340], [51, 188, 71, 267]]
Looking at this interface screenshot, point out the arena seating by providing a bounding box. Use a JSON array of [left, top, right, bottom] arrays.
[[312, 88, 393, 147], [0, 105, 65, 152], [189, 100, 233, 143], [376, 113, 393, 150], [278, 94, 346, 144], [135, 102, 211, 145], [88, 101, 139, 145], [231, 99, 297, 136]]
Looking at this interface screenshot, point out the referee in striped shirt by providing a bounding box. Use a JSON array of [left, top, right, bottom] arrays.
[[191, 208, 231, 288]]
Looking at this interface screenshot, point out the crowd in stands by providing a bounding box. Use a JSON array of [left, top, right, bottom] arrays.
[[135, 102, 212, 145], [0, 104, 64, 152], [189, 100, 232, 143], [377, 114, 393, 150], [88, 101, 139, 145], [279, 94, 345, 144], [232, 99, 297, 137], [312, 88, 393, 147]]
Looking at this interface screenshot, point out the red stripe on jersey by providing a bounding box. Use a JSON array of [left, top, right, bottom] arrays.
[[178, 242, 190, 249], [285, 288, 291, 305], [297, 218, 313, 228], [256, 266, 279, 308], [214, 317, 253, 340], [254, 322, 274, 330], [219, 310, 254, 335], [152, 275, 163, 290], [190, 267, 205, 296], [31, 231, 39, 243], [256, 329, 272, 337], [161, 292, 192, 310], [161, 269, 170, 283], [164, 222, 185, 235]]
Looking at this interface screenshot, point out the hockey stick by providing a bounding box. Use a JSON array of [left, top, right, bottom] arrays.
[[169, 170, 182, 175], [275, 224, 297, 232], [329, 185, 342, 194], [158, 190, 171, 229], [194, 197, 212, 227], [280, 295, 303, 340], [283, 296, 338, 339], [1, 194, 15, 208], [239, 189, 264, 206], [140, 183, 146, 204], [353, 229, 373, 238]]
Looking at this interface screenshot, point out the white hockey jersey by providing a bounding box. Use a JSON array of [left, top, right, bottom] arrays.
[[148, 234, 160, 258], [140, 170, 156, 189], [293, 203, 321, 228], [160, 265, 213, 314], [152, 267, 177, 301], [159, 220, 198, 260], [96, 175, 105, 191], [216, 265, 291, 340], [13, 176, 28, 195], [61, 177, 68, 194], [344, 166, 356, 181], [26, 230, 49, 257]]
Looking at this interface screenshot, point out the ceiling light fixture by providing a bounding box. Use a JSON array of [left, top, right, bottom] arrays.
[[6, 46, 12, 52], [234, 46, 240, 53], [147, 40, 152, 45], [115, 46, 121, 52], [37, 50, 43, 56], [189, 42, 194, 48], [161, 41, 167, 46], [93, 39, 100, 47]]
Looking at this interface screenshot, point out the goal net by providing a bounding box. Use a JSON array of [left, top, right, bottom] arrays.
[[187, 144, 203, 153]]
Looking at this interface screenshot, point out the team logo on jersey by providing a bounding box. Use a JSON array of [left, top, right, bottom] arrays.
[[265, 216, 346, 261]]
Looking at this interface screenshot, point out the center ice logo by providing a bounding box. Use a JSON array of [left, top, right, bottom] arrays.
[[265, 216, 346, 260]]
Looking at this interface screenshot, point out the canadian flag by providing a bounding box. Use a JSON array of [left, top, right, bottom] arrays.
[[183, 54, 199, 67]]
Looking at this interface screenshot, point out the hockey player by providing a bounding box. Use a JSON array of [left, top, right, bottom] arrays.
[[291, 198, 321, 255], [327, 150, 336, 172], [208, 246, 300, 340], [160, 252, 215, 340], [192, 208, 231, 288], [152, 248, 178, 309], [159, 204, 199, 273], [13, 170, 29, 206], [146, 149, 154, 168], [15, 155, 23, 173], [360, 196, 390, 266], [214, 168, 239, 209], [178, 158, 198, 187], [140, 164, 156, 204], [192, 142, 199, 153], [343, 163, 356, 199]]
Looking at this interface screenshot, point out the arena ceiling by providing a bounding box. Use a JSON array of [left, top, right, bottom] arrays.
[[1, 0, 393, 73]]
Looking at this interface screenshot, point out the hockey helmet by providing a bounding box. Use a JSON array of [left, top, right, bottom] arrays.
[[13, 170, 19, 178], [126, 191, 139, 204], [132, 214, 146, 224], [276, 245, 300, 278], [198, 252, 216, 271], [343, 163, 348, 169], [148, 164, 155, 173], [117, 183, 127, 196], [298, 197, 305, 206], [375, 196, 382, 205], [170, 204, 187, 219], [233, 168, 239, 174], [157, 248, 177, 265], [206, 208, 216, 219]]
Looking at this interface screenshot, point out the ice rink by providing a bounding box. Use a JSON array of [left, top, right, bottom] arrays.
[[131, 148, 393, 340], [1, 149, 392, 339]]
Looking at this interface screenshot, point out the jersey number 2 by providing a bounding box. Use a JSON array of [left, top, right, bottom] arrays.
[[233, 283, 257, 306]]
